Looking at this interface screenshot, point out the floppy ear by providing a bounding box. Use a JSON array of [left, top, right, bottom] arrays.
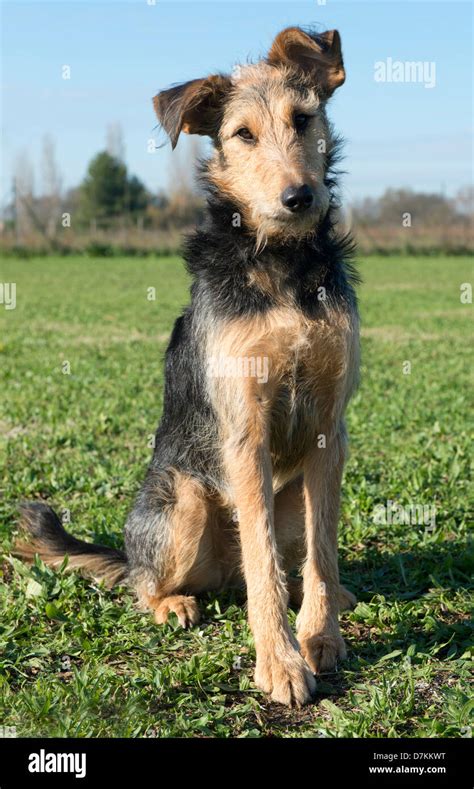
[[267, 28, 345, 97], [153, 75, 231, 149]]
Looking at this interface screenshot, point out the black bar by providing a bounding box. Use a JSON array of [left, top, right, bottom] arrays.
[[0, 737, 471, 787]]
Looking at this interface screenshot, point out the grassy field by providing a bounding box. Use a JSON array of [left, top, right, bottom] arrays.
[[0, 254, 472, 738]]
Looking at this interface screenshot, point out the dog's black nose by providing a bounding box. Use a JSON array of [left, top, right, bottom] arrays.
[[281, 184, 314, 212]]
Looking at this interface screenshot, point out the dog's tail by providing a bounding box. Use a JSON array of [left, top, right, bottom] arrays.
[[13, 502, 128, 589]]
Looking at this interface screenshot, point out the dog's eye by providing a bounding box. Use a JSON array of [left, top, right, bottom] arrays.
[[236, 127, 254, 142], [294, 114, 311, 133]]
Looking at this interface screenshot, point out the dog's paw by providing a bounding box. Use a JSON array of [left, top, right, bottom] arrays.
[[254, 644, 316, 707], [299, 632, 347, 674], [338, 585, 357, 611], [153, 595, 200, 628]]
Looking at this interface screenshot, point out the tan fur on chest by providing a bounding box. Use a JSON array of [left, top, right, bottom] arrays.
[[207, 304, 359, 483]]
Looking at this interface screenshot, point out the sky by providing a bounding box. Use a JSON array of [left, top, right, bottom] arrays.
[[1, 0, 472, 208]]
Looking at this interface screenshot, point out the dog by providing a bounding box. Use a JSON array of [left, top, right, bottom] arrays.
[[15, 27, 360, 707]]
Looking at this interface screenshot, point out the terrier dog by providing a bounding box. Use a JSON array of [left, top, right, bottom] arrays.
[[16, 27, 360, 707]]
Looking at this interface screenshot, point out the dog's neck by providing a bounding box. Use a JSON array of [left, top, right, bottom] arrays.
[[184, 192, 358, 318]]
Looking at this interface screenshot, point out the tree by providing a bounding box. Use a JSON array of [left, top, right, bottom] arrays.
[[454, 186, 474, 218], [127, 175, 149, 214], [79, 151, 128, 222], [79, 150, 150, 225], [352, 188, 458, 226], [13, 151, 35, 240], [41, 135, 62, 237]]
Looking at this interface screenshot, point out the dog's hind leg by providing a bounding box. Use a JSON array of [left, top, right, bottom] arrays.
[[141, 590, 201, 629], [274, 476, 357, 611], [125, 469, 221, 628]]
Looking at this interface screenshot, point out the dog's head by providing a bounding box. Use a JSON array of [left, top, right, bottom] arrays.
[[153, 28, 345, 243]]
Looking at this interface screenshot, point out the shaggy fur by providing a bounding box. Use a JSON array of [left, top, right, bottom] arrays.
[[14, 26, 360, 707]]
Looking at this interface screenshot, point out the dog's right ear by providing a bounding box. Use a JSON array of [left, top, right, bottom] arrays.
[[153, 75, 231, 149]]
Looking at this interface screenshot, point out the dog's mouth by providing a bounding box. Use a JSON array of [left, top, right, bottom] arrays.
[[270, 203, 323, 231], [279, 205, 318, 221]]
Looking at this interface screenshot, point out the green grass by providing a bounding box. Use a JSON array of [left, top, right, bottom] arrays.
[[0, 254, 472, 738]]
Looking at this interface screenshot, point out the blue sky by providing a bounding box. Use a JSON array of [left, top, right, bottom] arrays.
[[1, 0, 472, 207]]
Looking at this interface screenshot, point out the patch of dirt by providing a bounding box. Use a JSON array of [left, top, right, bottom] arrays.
[[0, 420, 28, 440]]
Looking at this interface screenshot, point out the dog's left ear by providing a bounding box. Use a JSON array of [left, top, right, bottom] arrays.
[[153, 74, 231, 149], [267, 27, 345, 97]]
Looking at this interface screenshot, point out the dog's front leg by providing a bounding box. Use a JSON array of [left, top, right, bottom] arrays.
[[296, 425, 348, 673], [224, 427, 316, 707]]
